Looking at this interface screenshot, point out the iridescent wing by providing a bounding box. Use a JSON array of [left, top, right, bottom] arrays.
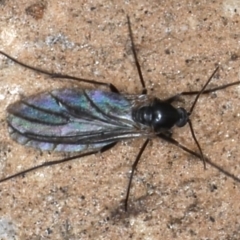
[[7, 89, 152, 152]]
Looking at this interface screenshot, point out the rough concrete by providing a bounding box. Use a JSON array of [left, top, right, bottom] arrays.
[[0, 0, 240, 239]]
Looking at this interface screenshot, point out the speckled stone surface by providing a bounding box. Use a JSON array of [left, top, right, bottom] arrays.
[[0, 1, 240, 239]]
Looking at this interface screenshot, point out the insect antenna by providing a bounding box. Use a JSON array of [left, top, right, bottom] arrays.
[[124, 16, 240, 210], [125, 15, 213, 210], [188, 66, 220, 115], [186, 66, 220, 169], [1, 16, 240, 212], [158, 134, 240, 182], [181, 77, 240, 96]]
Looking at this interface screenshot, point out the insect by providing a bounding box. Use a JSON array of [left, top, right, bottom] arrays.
[[0, 16, 240, 211]]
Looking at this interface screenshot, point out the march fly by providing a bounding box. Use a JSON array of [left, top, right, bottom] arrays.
[[0, 16, 240, 211]]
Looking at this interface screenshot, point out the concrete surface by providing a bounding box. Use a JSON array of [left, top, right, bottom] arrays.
[[0, 0, 240, 239]]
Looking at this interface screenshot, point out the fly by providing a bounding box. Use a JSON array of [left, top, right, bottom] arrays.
[[0, 16, 240, 211]]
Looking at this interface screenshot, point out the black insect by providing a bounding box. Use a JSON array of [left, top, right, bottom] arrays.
[[0, 16, 239, 211]]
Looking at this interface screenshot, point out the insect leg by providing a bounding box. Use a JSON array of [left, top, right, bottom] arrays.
[[165, 67, 240, 102], [0, 143, 117, 183], [124, 139, 150, 211], [158, 133, 240, 183], [161, 67, 220, 168], [0, 150, 98, 183], [127, 16, 147, 95], [181, 77, 240, 96], [0, 51, 119, 93], [164, 66, 220, 104]]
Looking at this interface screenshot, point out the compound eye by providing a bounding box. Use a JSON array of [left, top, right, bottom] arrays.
[[176, 108, 188, 127]]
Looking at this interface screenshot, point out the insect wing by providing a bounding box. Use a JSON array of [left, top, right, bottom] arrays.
[[7, 89, 147, 152]]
